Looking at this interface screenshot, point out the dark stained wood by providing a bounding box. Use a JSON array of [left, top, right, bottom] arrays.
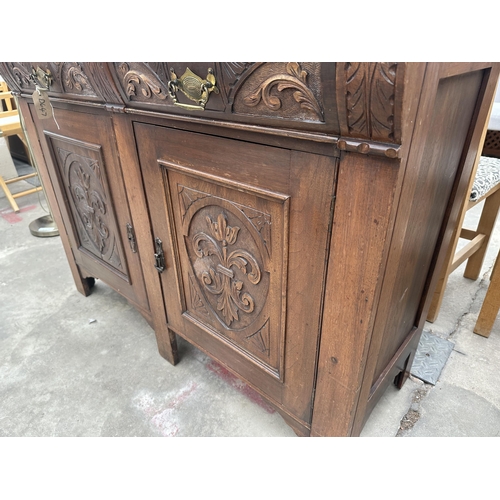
[[108, 62, 339, 134], [16, 98, 93, 299], [372, 70, 484, 381], [135, 123, 337, 427], [310, 152, 401, 437], [111, 113, 179, 365], [27, 104, 151, 320], [6, 62, 499, 437], [352, 63, 500, 436]]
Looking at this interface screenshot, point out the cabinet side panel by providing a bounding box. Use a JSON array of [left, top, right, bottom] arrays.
[[371, 70, 485, 382]]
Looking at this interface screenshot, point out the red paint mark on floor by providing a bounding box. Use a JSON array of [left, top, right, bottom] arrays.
[[207, 360, 276, 414], [0, 204, 37, 224], [167, 382, 198, 410], [135, 382, 199, 437]]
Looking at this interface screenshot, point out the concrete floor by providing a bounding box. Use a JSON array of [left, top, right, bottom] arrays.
[[1, 164, 500, 438]]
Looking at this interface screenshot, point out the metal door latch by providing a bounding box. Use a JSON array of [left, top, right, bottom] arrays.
[[126, 223, 137, 253], [154, 237, 165, 273]]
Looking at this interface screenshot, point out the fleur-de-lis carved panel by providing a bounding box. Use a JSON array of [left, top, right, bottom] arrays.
[[191, 211, 265, 328], [158, 159, 288, 378], [193, 212, 262, 326]]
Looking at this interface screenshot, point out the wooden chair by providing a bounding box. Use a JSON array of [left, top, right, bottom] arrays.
[[427, 101, 500, 323], [474, 247, 500, 337], [0, 80, 43, 212]]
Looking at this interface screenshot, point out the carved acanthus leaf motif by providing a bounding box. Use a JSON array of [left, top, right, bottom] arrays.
[[118, 63, 168, 101], [341, 62, 399, 142], [370, 63, 397, 140], [193, 213, 261, 327], [73, 164, 109, 253], [63, 64, 93, 93], [10, 63, 32, 88], [243, 62, 323, 120]]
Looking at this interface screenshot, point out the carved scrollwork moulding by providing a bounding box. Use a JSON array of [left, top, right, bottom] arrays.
[[114, 62, 256, 112], [112, 62, 327, 123], [0, 62, 122, 103], [0, 62, 409, 156], [336, 62, 405, 146], [233, 62, 325, 122], [117, 63, 169, 101]]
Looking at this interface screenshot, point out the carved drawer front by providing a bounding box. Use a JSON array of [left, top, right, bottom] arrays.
[[1, 62, 119, 104], [112, 62, 332, 132], [164, 166, 289, 379]]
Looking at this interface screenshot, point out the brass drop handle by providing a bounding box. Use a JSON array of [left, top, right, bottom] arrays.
[[167, 67, 219, 110], [30, 66, 53, 90]]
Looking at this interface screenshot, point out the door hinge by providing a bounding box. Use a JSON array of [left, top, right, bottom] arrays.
[[126, 223, 137, 253], [154, 237, 165, 273]]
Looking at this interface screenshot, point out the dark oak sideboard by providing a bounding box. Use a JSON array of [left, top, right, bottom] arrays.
[[2, 62, 498, 436]]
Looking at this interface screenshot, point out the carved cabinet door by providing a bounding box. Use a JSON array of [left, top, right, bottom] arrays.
[[136, 122, 338, 429], [30, 105, 150, 316]]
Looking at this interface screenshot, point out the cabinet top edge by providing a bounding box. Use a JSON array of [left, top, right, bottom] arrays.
[[3, 62, 498, 158]]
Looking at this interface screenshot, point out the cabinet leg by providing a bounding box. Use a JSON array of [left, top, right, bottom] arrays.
[[394, 351, 414, 389], [154, 326, 179, 366], [82, 277, 95, 295], [74, 272, 96, 297]]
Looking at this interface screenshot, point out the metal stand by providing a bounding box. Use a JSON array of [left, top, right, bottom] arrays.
[[15, 94, 60, 238], [29, 214, 59, 237]]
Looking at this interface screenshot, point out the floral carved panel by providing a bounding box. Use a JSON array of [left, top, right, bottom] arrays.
[[233, 62, 325, 122], [190, 210, 266, 329], [163, 167, 289, 378], [49, 138, 124, 276]]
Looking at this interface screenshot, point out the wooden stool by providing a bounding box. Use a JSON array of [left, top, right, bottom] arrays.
[[474, 248, 500, 337], [0, 80, 42, 212], [427, 155, 500, 322]]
